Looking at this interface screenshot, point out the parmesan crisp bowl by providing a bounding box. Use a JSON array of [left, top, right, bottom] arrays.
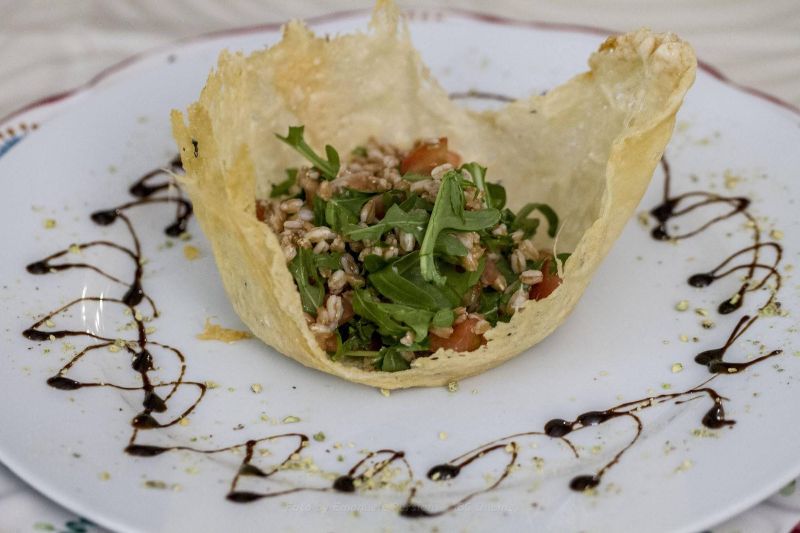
[[171, 0, 696, 388]]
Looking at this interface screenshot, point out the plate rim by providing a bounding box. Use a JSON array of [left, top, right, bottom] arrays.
[[1, 8, 798, 533]]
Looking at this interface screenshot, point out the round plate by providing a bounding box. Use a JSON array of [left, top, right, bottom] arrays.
[[1, 9, 798, 533]]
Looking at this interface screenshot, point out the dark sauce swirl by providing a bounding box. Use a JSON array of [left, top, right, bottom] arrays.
[[22, 152, 785, 518], [650, 158, 783, 373]]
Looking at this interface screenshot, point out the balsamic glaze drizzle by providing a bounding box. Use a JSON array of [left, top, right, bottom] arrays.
[[650, 157, 783, 374], [22, 153, 784, 518]]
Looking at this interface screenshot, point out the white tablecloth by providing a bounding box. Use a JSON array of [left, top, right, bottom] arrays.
[[1, 1, 799, 531]]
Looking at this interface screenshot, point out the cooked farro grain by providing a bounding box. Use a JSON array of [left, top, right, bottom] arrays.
[[328, 270, 347, 293], [519, 239, 540, 261], [510, 248, 526, 274], [519, 269, 544, 285], [306, 226, 335, 242], [431, 163, 454, 179], [430, 326, 454, 339], [280, 198, 304, 214], [398, 230, 415, 252], [283, 219, 306, 230]]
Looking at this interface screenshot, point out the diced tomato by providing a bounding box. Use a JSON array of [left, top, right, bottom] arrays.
[[255, 199, 269, 222], [339, 293, 354, 326], [400, 137, 461, 175], [529, 257, 562, 300], [429, 317, 486, 353]]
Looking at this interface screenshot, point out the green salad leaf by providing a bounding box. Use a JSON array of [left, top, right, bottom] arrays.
[[434, 232, 469, 257], [275, 126, 340, 180], [351, 146, 368, 158], [441, 256, 485, 303], [461, 162, 492, 209], [514, 203, 559, 238], [399, 193, 434, 213], [432, 308, 455, 328], [486, 182, 506, 210], [313, 252, 343, 271], [419, 171, 501, 285], [270, 168, 298, 198], [352, 290, 406, 337], [478, 290, 503, 326], [311, 195, 327, 226], [343, 204, 429, 241], [380, 304, 433, 340], [369, 252, 455, 310], [378, 346, 411, 372], [325, 189, 371, 232], [287, 248, 324, 315]]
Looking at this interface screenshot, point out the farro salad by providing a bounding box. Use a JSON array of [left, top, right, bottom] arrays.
[[257, 126, 568, 373]]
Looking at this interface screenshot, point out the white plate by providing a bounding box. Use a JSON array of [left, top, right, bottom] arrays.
[[1, 9, 799, 533]]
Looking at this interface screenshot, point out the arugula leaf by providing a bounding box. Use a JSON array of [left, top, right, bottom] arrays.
[[399, 193, 434, 213], [325, 190, 371, 232], [499, 207, 516, 228], [486, 182, 506, 210], [479, 230, 514, 253], [350, 319, 376, 345], [514, 203, 559, 238], [363, 255, 389, 273], [369, 266, 444, 311], [461, 163, 492, 209], [500, 279, 522, 309], [312, 195, 327, 226], [441, 256, 485, 304], [381, 304, 433, 340], [494, 255, 516, 285], [342, 204, 429, 241], [553, 252, 571, 274], [527, 257, 546, 272], [419, 171, 501, 285], [275, 126, 340, 180], [270, 168, 297, 198], [402, 172, 431, 182], [332, 320, 378, 361], [287, 248, 324, 315], [351, 146, 368, 158], [381, 190, 407, 212], [478, 290, 503, 326], [352, 289, 436, 341], [379, 347, 411, 372], [352, 290, 406, 337], [432, 308, 455, 328], [369, 252, 455, 310], [434, 232, 469, 257], [313, 252, 343, 271], [325, 145, 340, 173]]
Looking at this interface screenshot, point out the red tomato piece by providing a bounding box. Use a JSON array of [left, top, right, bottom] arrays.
[[429, 317, 486, 353], [400, 137, 461, 175], [255, 199, 269, 222], [529, 257, 562, 300]]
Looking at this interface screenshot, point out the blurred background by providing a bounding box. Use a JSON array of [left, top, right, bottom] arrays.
[[0, 0, 799, 118]]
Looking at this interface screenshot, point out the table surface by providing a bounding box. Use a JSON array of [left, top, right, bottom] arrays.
[[1, 1, 799, 531]]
